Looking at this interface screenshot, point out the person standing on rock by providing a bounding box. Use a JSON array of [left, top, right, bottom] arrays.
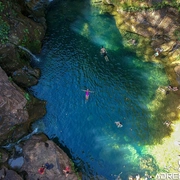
[[38, 165, 45, 175], [63, 166, 70, 177]]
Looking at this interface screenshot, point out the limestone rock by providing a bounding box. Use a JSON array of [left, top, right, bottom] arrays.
[[20, 134, 80, 180]]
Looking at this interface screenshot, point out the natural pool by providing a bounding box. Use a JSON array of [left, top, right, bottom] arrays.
[[29, 0, 178, 179]]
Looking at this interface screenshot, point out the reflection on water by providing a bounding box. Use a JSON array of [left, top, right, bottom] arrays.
[[31, 0, 169, 179]]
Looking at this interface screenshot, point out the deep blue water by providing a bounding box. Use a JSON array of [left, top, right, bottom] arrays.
[[30, 0, 168, 179]]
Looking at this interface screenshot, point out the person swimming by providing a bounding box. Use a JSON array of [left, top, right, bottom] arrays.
[[100, 46, 109, 61], [82, 89, 94, 100], [85, 89, 90, 100], [100, 46, 107, 55], [115, 121, 123, 128]]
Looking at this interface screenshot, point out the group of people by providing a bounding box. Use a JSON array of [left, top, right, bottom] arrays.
[[167, 85, 179, 91], [38, 163, 54, 175], [154, 47, 164, 57], [38, 164, 70, 177], [158, 85, 179, 95]]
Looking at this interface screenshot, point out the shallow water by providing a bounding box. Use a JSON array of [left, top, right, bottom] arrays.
[[30, 0, 169, 179]]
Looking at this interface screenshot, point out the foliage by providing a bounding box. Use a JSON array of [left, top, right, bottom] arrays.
[[174, 29, 180, 41], [0, 2, 4, 13], [8, 76, 13, 82], [69, 160, 81, 180], [24, 92, 30, 101], [0, 17, 10, 44], [176, 54, 180, 61], [23, 28, 29, 34], [10, 125, 16, 131]]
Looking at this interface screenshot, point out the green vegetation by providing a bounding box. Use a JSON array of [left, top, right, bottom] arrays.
[[0, 17, 10, 44], [24, 92, 30, 101], [176, 55, 180, 61], [10, 125, 16, 131], [0, 2, 10, 44], [0, 2, 4, 12], [8, 76, 13, 82], [21, 28, 30, 47], [23, 28, 29, 34], [69, 160, 81, 180], [20, 28, 42, 53], [21, 35, 29, 47], [30, 40, 41, 52], [174, 29, 180, 41]]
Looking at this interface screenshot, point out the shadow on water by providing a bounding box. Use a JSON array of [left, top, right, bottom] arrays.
[[30, 0, 170, 179]]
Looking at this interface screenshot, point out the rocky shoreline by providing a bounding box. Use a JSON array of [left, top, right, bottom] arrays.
[[0, 0, 80, 179]]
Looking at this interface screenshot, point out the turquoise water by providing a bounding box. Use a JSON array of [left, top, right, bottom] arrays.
[[30, 0, 169, 179]]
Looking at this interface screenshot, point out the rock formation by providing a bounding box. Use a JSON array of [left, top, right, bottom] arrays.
[[20, 134, 80, 180], [0, 0, 80, 179], [0, 67, 28, 144]]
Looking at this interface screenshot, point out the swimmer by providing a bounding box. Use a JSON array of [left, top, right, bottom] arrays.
[[115, 121, 123, 128], [154, 47, 164, 57], [136, 174, 140, 180], [167, 85, 178, 91], [100, 46, 109, 61], [100, 46, 107, 55], [82, 89, 94, 100]]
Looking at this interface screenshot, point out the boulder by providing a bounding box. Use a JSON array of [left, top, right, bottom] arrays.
[[0, 67, 46, 144], [0, 67, 28, 144], [20, 134, 80, 180], [0, 148, 9, 164], [20, 0, 49, 28], [0, 167, 23, 180], [12, 66, 41, 87]]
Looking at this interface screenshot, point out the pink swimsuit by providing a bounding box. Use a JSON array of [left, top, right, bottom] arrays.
[[86, 91, 89, 96]]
